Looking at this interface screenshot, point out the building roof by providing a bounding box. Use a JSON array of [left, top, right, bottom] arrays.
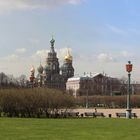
[[67, 76, 90, 81], [67, 73, 104, 82]]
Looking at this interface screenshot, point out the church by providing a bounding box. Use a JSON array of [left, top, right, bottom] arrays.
[[29, 37, 74, 89]]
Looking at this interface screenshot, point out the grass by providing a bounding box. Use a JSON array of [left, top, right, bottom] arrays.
[[0, 118, 140, 140]]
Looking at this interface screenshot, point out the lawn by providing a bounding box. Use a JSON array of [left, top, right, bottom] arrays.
[[0, 118, 139, 140]]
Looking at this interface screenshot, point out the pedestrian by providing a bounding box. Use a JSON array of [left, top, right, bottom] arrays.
[[95, 108, 97, 112]]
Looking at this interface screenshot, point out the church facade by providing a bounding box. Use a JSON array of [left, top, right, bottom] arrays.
[[29, 38, 74, 89]]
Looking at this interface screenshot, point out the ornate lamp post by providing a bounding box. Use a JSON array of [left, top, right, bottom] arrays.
[[126, 61, 133, 119], [85, 79, 89, 109]]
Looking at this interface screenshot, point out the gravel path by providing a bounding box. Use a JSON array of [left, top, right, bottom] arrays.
[[71, 108, 140, 118]]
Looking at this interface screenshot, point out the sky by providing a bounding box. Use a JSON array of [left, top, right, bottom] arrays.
[[0, 0, 139, 81]]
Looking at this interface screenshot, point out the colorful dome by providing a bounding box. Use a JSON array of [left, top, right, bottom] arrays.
[[37, 63, 43, 74], [31, 66, 35, 73], [61, 63, 69, 71], [64, 50, 73, 61], [64, 55, 73, 61]]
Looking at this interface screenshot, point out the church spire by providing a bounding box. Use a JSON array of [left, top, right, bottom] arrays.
[[47, 37, 60, 74], [50, 36, 55, 53]]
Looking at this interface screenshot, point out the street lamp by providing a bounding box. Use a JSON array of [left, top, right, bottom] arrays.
[[126, 61, 133, 119], [85, 79, 89, 108], [86, 89, 89, 108]]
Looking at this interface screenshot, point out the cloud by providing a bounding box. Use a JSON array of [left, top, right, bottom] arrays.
[[28, 38, 40, 45], [107, 24, 126, 35], [15, 48, 26, 54], [68, 0, 81, 4], [120, 51, 133, 57], [32, 49, 49, 60], [0, 50, 139, 81], [0, 0, 83, 14], [3, 54, 18, 61], [32, 47, 72, 63], [56, 47, 72, 60], [97, 53, 114, 63]]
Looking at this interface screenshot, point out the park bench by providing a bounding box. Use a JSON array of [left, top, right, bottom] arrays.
[[116, 113, 137, 118], [84, 112, 105, 117], [68, 112, 79, 117], [61, 112, 79, 117], [84, 112, 95, 117], [93, 112, 105, 117], [116, 113, 126, 118]]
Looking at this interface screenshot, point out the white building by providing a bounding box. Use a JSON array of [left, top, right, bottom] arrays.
[[66, 73, 123, 97], [66, 76, 91, 97]]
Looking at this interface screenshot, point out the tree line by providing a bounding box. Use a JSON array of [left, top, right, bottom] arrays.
[[0, 72, 27, 88], [0, 87, 140, 118], [76, 95, 140, 108], [0, 88, 74, 118]]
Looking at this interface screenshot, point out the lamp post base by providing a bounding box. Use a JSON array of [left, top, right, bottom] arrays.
[[86, 103, 88, 109], [126, 109, 132, 119]]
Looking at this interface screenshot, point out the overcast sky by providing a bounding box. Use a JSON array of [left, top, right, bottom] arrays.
[[0, 0, 139, 81]]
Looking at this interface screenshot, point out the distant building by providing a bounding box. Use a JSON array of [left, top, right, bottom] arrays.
[[66, 76, 91, 97], [66, 73, 124, 97], [128, 83, 140, 95], [29, 37, 74, 89]]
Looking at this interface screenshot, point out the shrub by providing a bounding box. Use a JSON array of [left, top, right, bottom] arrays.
[[0, 88, 74, 118]]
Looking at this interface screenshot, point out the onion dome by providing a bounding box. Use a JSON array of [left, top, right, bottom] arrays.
[[64, 49, 73, 62], [37, 63, 43, 74], [50, 37, 55, 47], [61, 63, 69, 71], [64, 55, 73, 61], [31, 66, 35, 73]]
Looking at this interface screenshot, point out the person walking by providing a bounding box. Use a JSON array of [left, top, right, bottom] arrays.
[[95, 108, 97, 112]]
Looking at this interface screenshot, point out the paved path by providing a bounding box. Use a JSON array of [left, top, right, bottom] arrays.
[[70, 108, 140, 118]]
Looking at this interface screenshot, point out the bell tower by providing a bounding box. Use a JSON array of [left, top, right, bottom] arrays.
[[46, 37, 60, 74]]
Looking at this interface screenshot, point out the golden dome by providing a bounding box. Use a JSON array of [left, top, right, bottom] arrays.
[[31, 66, 35, 73], [64, 55, 72, 61], [64, 49, 73, 61]]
